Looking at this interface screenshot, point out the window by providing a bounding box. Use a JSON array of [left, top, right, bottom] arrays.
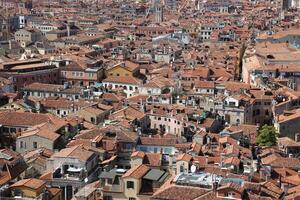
[[20, 141, 24, 149], [180, 165, 184, 172], [164, 147, 172, 154], [265, 110, 269, 116], [14, 189, 23, 197], [107, 178, 113, 184], [33, 142, 37, 149], [113, 176, 120, 185], [225, 192, 235, 197], [123, 143, 133, 150], [229, 102, 235, 106], [103, 196, 112, 200], [127, 181, 134, 189], [139, 146, 147, 152]]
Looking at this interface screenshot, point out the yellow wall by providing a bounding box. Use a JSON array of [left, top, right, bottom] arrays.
[[0, 102, 25, 112], [123, 178, 141, 200], [12, 186, 43, 198], [176, 161, 189, 175], [106, 66, 133, 77]]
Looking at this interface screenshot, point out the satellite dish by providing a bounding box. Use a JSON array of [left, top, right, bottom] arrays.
[[84, 177, 88, 183], [191, 165, 196, 173]]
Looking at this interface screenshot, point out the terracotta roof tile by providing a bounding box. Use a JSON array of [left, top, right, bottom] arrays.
[[152, 185, 209, 200], [10, 178, 45, 190], [122, 164, 149, 179]]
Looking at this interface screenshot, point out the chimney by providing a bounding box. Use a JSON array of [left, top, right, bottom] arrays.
[[36, 101, 41, 113], [205, 155, 208, 165], [8, 40, 12, 50], [220, 153, 225, 167], [295, 133, 300, 142], [67, 24, 70, 37]]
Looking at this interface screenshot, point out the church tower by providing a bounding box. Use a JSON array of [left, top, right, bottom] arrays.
[[153, 0, 163, 23]]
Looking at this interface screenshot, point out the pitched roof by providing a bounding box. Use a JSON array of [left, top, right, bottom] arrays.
[[278, 137, 300, 147], [10, 178, 45, 190], [144, 153, 162, 167], [110, 106, 145, 120], [223, 157, 240, 166], [152, 185, 209, 200], [122, 164, 149, 179], [176, 153, 192, 162], [108, 61, 139, 72], [282, 174, 300, 185], [103, 76, 142, 85], [139, 136, 178, 146], [0, 111, 67, 130], [261, 181, 283, 199], [131, 151, 145, 158], [52, 145, 94, 162], [217, 182, 244, 193], [194, 80, 215, 89], [18, 123, 60, 141]]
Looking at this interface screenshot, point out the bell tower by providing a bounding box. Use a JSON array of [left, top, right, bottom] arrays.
[[153, 0, 163, 23]]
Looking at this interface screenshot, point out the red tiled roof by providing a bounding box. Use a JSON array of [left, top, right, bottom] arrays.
[[122, 164, 149, 179], [10, 178, 45, 190], [152, 185, 209, 200]]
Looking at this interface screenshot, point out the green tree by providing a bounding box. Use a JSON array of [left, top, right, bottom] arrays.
[[256, 125, 279, 147]]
